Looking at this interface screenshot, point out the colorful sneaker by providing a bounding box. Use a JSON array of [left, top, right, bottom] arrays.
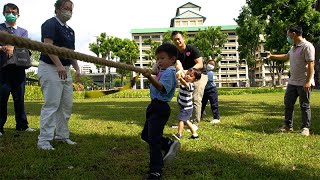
[[172, 133, 182, 140], [144, 171, 161, 180], [210, 119, 220, 124], [189, 135, 199, 139], [278, 125, 293, 132], [163, 140, 180, 164], [301, 128, 310, 136]]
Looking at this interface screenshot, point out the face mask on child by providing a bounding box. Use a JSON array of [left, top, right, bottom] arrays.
[[207, 64, 215, 71]]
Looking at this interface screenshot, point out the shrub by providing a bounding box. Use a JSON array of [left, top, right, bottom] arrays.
[[24, 86, 284, 100]]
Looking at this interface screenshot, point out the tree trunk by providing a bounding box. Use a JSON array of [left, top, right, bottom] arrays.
[[249, 68, 256, 87], [314, 42, 320, 88], [120, 71, 124, 86], [277, 73, 282, 85]]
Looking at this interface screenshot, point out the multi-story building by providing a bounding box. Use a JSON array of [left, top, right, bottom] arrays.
[[130, 2, 288, 88], [131, 2, 248, 88]]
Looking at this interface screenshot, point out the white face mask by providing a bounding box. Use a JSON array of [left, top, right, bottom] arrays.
[[207, 64, 215, 71], [60, 10, 72, 22]]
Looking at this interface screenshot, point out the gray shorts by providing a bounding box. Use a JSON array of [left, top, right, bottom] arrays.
[[178, 107, 193, 122]]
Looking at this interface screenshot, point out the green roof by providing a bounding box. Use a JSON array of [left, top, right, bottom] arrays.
[[130, 25, 238, 34]]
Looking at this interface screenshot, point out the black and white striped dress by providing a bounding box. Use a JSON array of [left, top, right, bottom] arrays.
[[178, 82, 194, 110]]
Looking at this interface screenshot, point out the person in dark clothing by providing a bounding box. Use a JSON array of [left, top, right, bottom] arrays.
[[0, 3, 35, 136]]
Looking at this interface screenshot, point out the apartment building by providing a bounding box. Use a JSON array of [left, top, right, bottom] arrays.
[[131, 2, 249, 88], [131, 2, 287, 88]]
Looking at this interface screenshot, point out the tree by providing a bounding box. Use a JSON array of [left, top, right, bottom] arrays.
[[114, 38, 139, 85], [162, 31, 172, 43], [235, 5, 265, 86], [143, 38, 160, 67], [89, 33, 123, 89], [162, 30, 189, 44], [189, 26, 228, 68], [247, 0, 320, 86]]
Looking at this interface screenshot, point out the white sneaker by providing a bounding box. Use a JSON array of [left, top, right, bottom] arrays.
[[210, 119, 220, 124], [163, 140, 181, 164], [55, 137, 77, 145], [24, 128, 36, 132], [0, 132, 2, 136], [38, 141, 55, 150], [301, 128, 310, 136], [64, 139, 77, 145]]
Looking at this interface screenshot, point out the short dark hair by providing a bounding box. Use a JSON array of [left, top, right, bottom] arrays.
[[189, 68, 202, 80], [155, 43, 178, 64], [54, 0, 73, 14], [288, 26, 303, 35], [171, 31, 183, 39], [3, 3, 19, 15]]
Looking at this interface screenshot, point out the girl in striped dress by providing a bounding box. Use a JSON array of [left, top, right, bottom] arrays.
[[173, 68, 202, 140]]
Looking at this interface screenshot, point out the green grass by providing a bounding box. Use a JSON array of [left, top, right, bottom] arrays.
[[1, 92, 320, 179]]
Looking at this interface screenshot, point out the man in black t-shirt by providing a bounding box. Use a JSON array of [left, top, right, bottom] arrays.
[[172, 31, 208, 127]]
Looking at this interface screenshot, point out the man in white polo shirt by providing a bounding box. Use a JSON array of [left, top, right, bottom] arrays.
[[267, 25, 315, 136]]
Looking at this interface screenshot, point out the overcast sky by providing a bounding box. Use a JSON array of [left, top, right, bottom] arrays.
[[0, 0, 246, 57]]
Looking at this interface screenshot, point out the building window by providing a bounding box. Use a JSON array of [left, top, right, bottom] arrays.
[[134, 36, 139, 40], [228, 32, 236, 35], [182, 21, 188, 26], [229, 39, 236, 42], [190, 21, 196, 26], [175, 21, 180, 27], [197, 20, 203, 24], [151, 35, 160, 39], [142, 35, 150, 39]]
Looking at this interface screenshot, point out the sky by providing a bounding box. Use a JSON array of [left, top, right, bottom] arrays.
[[0, 0, 246, 61]]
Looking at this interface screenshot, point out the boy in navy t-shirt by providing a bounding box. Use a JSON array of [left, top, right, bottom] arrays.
[[141, 43, 180, 180]]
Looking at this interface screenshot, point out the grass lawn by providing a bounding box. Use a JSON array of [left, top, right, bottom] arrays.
[[1, 92, 320, 179]]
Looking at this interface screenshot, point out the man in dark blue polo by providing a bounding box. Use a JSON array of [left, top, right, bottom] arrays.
[[0, 3, 35, 136]]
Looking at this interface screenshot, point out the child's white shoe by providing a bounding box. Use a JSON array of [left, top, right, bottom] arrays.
[[210, 119, 220, 124]]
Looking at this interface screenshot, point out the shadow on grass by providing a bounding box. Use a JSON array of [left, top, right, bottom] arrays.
[[0, 131, 319, 179], [16, 98, 320, 135]]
